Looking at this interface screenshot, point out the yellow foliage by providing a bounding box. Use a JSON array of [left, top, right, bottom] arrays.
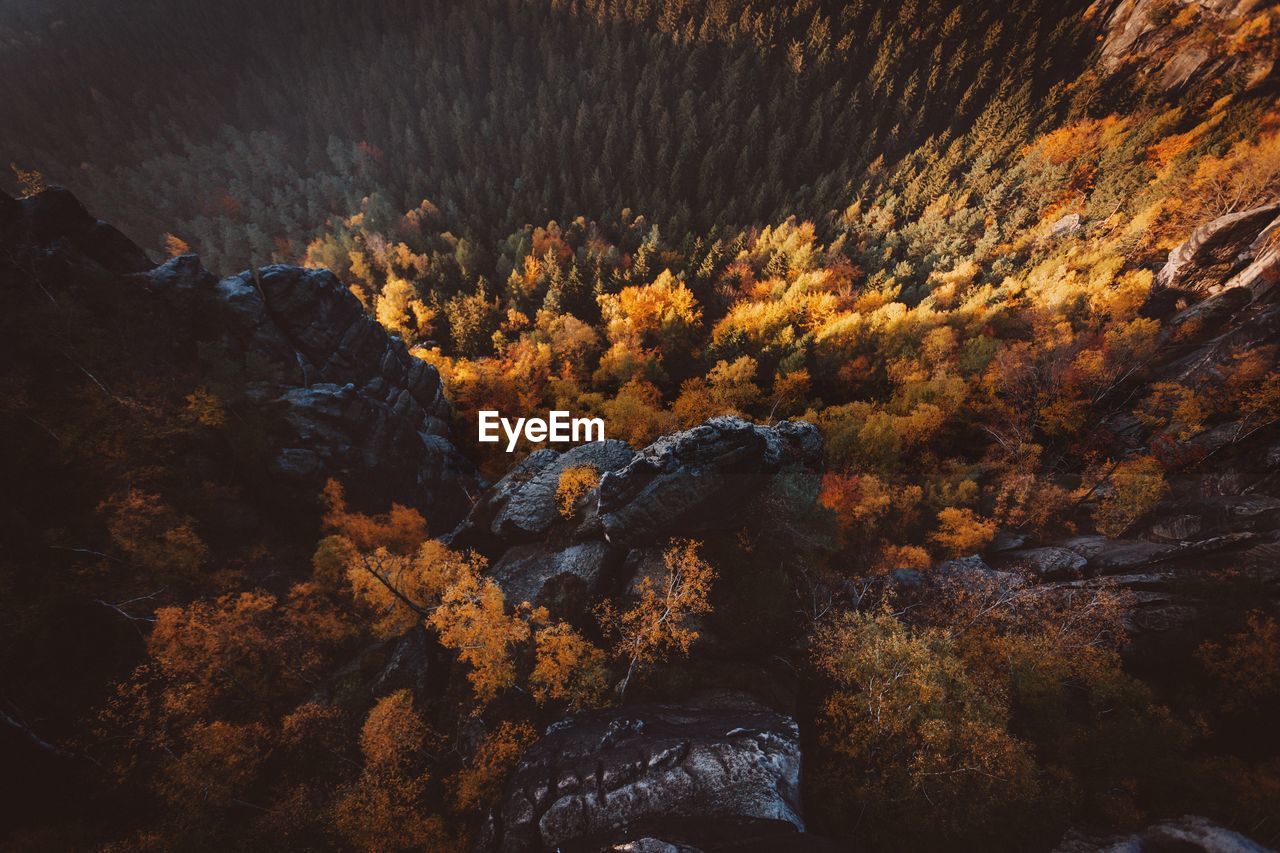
[[429, 570, 541, 706], [375, 274, 435, 342], [183, 387, 227, 429], [101, 488, 208, 580], [322, 479, 430, 553], [162, 233, 191, 257], [556, 465, 600, 519], [1092, 456, 1169, 537], [812, 609, 1036, 836], [451, 722, 538, 813], [1198, 612, 1280, 714], [530, 622, 609, 711], [597, 539, 715, 698], [930, 507, 997, 557], [599, 269, 702, 350], [333, 690, 453, 852]]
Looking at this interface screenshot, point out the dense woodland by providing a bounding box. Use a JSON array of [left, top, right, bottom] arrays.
[[3, 0, 1280, 850]]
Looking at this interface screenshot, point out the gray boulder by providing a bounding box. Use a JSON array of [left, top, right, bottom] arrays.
[[993, 546, 1088, 580], [488, 540, 617, 617], [1147, 494, 1280, 541], [484, 696, 803, 852], [449, 441, 635, 550], [490, 440, 636, 540], [1155, 202, 1280, 297], [0, 188, 480, 529], [1054, 815, 1271, 852], [598, 417, 822, 546]]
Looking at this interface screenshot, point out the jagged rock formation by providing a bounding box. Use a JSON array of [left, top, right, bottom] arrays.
[[1089, 0, 1277, 93], [454, 419, 822, 851], [204, 263, 477, 525], [0, 186, 479, 528], [1152, 202, 1280, 303], [452, 416, 821, 626], [488, 540, 619, 617], [1054, 815, 1272, 852], [482, 696, 804, 853], [598, 417, 823, 546], [450, 440, 637, 550]]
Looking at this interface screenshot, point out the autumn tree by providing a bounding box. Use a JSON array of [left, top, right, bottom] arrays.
[[530, 622, 610, 711], [930, 506, 998, 557], [811, 607, 1037, 844], [375, 273, 435, 342], [1198, 612, 1280, 715], [597, 539, 715, 698], [1090, 456, 1169, 537], [450, 721, 537, 813], [332, 690, 453, 852], [556, 465, 600, 519]]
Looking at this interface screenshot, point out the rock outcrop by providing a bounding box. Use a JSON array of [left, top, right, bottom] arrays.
[[483, 696, 803, 852], [454, 417, 823, 625], [598, 417, 823, 546], [450, 440, 637, 549], [199, 263, 478, 526], [0, 187, 479, 528], [1088, 0, 1276, 94], [1153, 202, 1280, 301], [1054, 815, 1272, 852], [488, 540, 618, 617]]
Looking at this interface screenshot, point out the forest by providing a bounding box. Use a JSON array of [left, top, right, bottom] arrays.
[[2, 0, 1280, 850]]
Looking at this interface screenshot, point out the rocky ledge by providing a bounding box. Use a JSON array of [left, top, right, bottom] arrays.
[[0, 187, 479, 527], [448, 417, 822, 621], [481, 695, 804, 853]]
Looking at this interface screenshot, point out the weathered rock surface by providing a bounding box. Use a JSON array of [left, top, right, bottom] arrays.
[[1089, 0, 1276, 94], [192, 262, 478, 525], [491, 441, 637, 540], [992, 545, 1089, 580], [598, 417, 822, 546], [3, 186, 154, 275], [1147, 494, 1280, 540], [1, 187, 479, 528], [449, 441, 636, 550], [484, 696, 803, 852], [488, 540, 619, 616], [1054, 815, 1271, 852], [1154, 203, 1280, 298]]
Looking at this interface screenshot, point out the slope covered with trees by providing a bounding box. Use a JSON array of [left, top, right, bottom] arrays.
[[3, 0, 1093, 270]]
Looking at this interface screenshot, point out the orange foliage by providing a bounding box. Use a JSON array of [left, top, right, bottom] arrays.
[[556, 465, 600, 519], [930, 507, 997, 557], [321, 479, 430, 553], [451, 721, 537, 812], [530, 623, 609, 711], [597, 539, 715, 698]]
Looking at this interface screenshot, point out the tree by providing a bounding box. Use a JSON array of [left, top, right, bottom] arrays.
[[374, 274, 435, 342], [1198, 612, 1280, 715], [556, 465, 600, 519], [321, 479, 430, 553], [1091, 456, 1168, 537], [332, 690, 453, 852], [930, 506, 997, 557], [811, 608, 1037, 843], [428, 568, 542, 706], [530, 622, 609, 711], [597, 539, 715, 698], [450, 721, 537, 812]]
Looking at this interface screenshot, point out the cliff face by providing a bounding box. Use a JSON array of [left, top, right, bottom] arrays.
[[0, 186, 479, 529], [1088, 0, 1277, 93]]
